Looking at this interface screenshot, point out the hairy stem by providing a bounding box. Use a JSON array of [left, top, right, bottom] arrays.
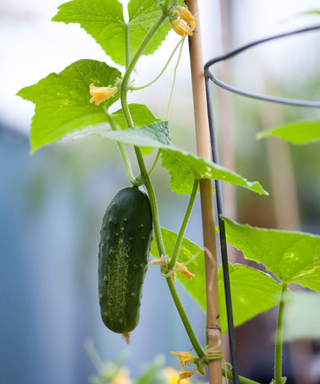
[[274, 283, 288, 384], [119, 2, 202, 357], [166, 35, 186, 120], [222, 368, 262, 384], [105, 111, 141, 186], [148, 150, 161, 176], [120, 9, 171, 256], [121, 13, 167, 126], [166, 276, 205, 359], [134, 147, 166, 256], [168, 178, 198, 269]]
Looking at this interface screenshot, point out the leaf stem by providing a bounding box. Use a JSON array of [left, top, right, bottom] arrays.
[[134, 147, 165, 256], [118, 0, 204, 364], [105, 111, 142, 187], [274, 283, 288, 384], [222, 368, 262, 384], [121, 12, 168, 126], [167, 178, 198, 270], [148, 150, 161, 176], [166, 35, 186, 121], [120, 10, 170, 257], [128, 38, 184, 91], [166, 276, 205, 359]]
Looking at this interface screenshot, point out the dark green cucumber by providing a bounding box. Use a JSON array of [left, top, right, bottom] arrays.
[[98, 186, 153, 334]]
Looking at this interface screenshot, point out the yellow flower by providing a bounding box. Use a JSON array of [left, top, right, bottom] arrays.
[[175, 262, 195, 280], [150, 256, 166, 265], [162, 367, 192, 384], [150, 258, 194, 282], [171, 351, 196, 370], [172, 271, 177, 283], [89, 83, 118, 105], [170, 6, 196, 37], [177, 368, 196, 384], [110, 367, 132, 384], [170, 19, 193, 37], [177, 6, 197, 30]]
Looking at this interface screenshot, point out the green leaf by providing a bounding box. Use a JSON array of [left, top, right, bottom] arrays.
[[52, 0, 172, 66], [112, 103, 161, 155], [150, 228, 282, 334], [160, 151, 266, 195], [256, 120, 320, 145], [112, 104, 161, 130], [17, 59, 121, 153], [218, 264, 283, 334], [76, 121, 268, 195], [221, 215, 320, 293], [283, 291, 320, 342]]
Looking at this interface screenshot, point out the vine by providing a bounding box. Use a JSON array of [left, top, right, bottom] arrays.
[[16, 1, 320, 384]]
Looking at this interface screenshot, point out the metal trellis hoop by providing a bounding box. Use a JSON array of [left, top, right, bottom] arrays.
[[204, 24, 320, 384]]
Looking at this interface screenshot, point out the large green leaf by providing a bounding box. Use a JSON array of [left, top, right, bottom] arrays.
[[76, 121, 268, 195], [17, 59, 121, 153], [283, 291, 320, 342], [52, 0, 172, 66], [256, 120, 320, 145], [221, 216, 320, 293], [150, 228, 282, 334], [160, 151, 266, 195], [218, 264, 282, 334]]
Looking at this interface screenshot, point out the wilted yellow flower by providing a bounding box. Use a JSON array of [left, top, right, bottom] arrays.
[[177, 368, 196, 384], [89, 83, 118, 105], [172, 271, 177, 282], [150, 256, 166, 265], [162, 367, 192, 384], [170, 6, 196, 37], [171, 351, 196, 370], [150, 258, 194, 282], [121, 332, 131, 345], [175, 262, 195, 280], [177, 6, 197, 30], [170, 19, 193, 37], [110, 367, 132, 384]]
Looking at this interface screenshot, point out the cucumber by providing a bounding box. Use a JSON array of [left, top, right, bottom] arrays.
[[98, 186, 153, 334]]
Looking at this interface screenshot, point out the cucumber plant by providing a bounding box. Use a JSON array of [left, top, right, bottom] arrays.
[[17, 1, 320, 384]]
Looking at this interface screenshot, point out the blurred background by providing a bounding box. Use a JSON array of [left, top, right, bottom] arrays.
[[1, 0, 320, 383]]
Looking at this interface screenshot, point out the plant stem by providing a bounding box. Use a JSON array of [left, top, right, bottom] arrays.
[[120, 10, 171, 257], [148, 150, 161, 176], [166, 35, 186, 121], [118, 0, 204, 364], [274, 283, 288, 384], [134, 147, 166, 256], [168, 178, 198, 270], [128, 38, 184, 91], [166, 276, 205, 359], [121, 13, 167, 125], [105, 111, 142, 187], [222, 368, 262, 384]]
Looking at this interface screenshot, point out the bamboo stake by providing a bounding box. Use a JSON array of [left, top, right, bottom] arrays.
[[185, 1, 222, 383]]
